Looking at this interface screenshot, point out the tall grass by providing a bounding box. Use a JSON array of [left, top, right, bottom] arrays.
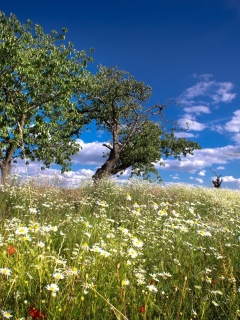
[[0, 171, 240, 319]]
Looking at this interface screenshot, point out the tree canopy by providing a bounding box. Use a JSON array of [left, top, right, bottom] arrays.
[[74, 65, 202, 184], [0, 11, 94, 185]]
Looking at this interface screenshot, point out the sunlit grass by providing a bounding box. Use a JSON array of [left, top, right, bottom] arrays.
[[0, 172, 240, 319]]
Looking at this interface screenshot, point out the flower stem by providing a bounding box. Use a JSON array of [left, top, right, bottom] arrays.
[[176, 276, 187, 320], [45, 291, 52, 320]]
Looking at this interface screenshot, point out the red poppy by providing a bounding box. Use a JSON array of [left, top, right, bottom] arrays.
[[149, 281, 155, 285], [212, 280, 217, 284], [139, 306, 145, 313], [7, 246, 16, 255], [28, 305, 45, 319]]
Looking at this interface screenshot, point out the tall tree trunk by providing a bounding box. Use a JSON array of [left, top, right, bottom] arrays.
[[92, 148, 120, 183], [0, 159, 12, 187]]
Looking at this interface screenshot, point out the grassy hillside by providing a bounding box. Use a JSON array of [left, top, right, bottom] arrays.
[[0, 173, 240, 319]]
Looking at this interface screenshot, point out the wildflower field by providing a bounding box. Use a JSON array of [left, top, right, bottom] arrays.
[[0, 174, 240, 320]]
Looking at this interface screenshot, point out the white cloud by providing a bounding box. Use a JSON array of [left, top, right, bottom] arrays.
[[193, 73, 213, 81], [156, 145, 240, 174], [216, 166, 225, 170], [230, 133, 240, 145], [177, 118, 207, 131], [189, 177, 194, 180], [224, 110, 240, 133], [174, 132, 199, 138], [196, 178, 204, 183], [183, 105, 211, 115], [170, 175, 180, 180], [209, 125, 224, 134], [198, 170, 206, 176], [222, 176, 240, 185], [9, 160, 96, 188], [179, 80, 236, 105], [71, 139, 111, 165]]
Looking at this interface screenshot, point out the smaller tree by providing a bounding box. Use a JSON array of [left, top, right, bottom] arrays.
[[210, 169, 223, 188], [74, 65, 202, 184]]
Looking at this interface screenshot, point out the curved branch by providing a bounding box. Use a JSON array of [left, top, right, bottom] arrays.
[[102, 143, 113, 150]]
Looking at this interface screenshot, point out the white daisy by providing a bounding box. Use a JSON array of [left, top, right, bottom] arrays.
[[151, 203, 158, 209], [121, 279, 130, 286], [146, 284, 158, 293], [37, 242, 45, 248], [15, 227, 29, 235], [1, 310, 13, 319], [128, 248, 138, 258], [126, 194, 131, 201], [49, 226, 58, 232], [0, 268, 11, 276], [53, 272, 64, 280], [46, 283, 59, 292], [132, 238, 144, 248]]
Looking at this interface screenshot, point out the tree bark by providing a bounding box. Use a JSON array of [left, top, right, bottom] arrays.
[[0, 159, 13, 186], [92, 148, 120, 183], [0, 145, 17, 188]]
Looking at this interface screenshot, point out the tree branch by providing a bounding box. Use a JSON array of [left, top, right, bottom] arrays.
[[102, 143, 113, 150]]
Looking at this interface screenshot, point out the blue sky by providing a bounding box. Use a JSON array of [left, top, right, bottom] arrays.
[[1, 0, 240, 189]]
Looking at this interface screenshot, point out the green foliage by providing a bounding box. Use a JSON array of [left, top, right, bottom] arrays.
[[0, 11, 94, 175], [115, 121, 201, 184]]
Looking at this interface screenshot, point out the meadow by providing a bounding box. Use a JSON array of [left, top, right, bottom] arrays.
[[0, 173, 240, 320]]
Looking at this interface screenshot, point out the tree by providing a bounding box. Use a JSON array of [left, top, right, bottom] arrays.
[[74, 65, 202, 184], [0, 11, 95, 186], [210, 168, 223, 188]]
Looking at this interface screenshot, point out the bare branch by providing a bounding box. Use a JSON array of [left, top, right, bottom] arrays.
[[119, 114, 141, 152], [102, 143, 113, 150]]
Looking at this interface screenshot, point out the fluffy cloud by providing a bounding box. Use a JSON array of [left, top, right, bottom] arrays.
[[195, 178, 204, 183], [170, 175, 180, 180], [230, 133, 240, 145], [216, 166, 225, 170], [179, 79, 236, 105], [177, 118, 207, 131], [209, 125, 224, 134], [222, 176, 240, 185], [155, 145, 240, 174], [224, 110, 240, 133], [193, 73, 213, 81], [198, 170, 206, 176], [183, 105, 211, 115], [174, 132, 199, 138], [71, 139, 111, 165]]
